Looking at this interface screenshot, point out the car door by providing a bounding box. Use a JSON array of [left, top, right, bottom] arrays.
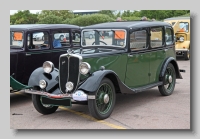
[[149, 26, 166, 84], [23, 31, 52, 84], [125, 29, 150, 88]]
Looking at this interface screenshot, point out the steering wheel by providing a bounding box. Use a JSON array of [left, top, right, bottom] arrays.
[[92, 41, 107, 45]]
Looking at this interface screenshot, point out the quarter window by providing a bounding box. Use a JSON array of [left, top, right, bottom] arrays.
[[150, 27, 163, 48], [165, 28, 173, 45], [129, 30, 147, 51], [10, 31, 24, 48]]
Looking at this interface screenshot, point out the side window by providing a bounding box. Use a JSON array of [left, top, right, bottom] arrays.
[[72, 30, 81, 46], [52, 30, 70, 48], [10, 31, 24, 47], [130, 30, 147, 51], [150, 27, 163, 48], [165, 28, 173, 45], [27, 31, 50, 50]]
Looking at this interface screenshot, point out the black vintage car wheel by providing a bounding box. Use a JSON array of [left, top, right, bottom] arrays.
[[88, 78, 116, 120], [184, 50, 190, 60], [158, 63, 176, 96], [32, 93, 58, 115]]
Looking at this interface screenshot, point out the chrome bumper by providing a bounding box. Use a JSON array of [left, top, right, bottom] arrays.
[[176, 49, 189, 52], [24, 89, 72, 99]]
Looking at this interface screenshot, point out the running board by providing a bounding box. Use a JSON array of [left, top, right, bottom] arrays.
[[130, 82, 163, 93]]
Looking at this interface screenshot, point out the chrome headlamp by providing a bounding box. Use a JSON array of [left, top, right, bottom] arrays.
[[79, 62, 91, 75], [43, 61, 54, 74], [39, 80, 47, 89], [179, 37, 184, 42]]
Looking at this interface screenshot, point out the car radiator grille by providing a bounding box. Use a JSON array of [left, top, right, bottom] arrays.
[[59, 55, 80, 94]]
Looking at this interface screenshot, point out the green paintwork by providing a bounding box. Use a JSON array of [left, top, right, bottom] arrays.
[[10, 76, 29, 91], [125, 52, 150, 88], [81, 53, 128, 83], [149, 49, 166, 84]]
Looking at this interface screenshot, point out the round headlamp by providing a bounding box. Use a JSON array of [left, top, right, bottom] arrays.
[[66, 82, 74, 91], [179, 37, 184, 42], [79, 62, 91, 75], [39, 80, 47, 89], [43, 61, 54, 74]]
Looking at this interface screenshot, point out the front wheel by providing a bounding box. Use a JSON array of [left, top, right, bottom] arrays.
[[32, 94, 58, 115], [184, 50, 190, 60], [158, 63, 176, 96], [88, 78, 116, 120]]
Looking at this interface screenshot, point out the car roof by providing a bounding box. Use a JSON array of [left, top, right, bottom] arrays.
[[10, 24, 80, 31], [164, 16, 190, 21], [82, 21, 171, 29]]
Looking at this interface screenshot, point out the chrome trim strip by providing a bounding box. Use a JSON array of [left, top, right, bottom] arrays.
[[175, 49, 189, 52], [88, 95, 95, 99]]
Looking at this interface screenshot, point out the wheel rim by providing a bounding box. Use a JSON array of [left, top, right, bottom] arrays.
[[164, 67, 175, 92], [96, 83, 113, 114]]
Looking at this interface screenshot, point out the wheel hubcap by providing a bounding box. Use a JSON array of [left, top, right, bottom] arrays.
[[168, 75, 172, 83], [104, 94, 109, 104]]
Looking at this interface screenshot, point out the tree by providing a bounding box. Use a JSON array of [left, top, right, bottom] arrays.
[[37, 14, 63, 24], [99, 10, 115, 18], [10, 10, 38, 24], [37, 10, 74, 22]]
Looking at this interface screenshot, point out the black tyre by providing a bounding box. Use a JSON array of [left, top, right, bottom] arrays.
[[158, 63, 176, 96], [184, 50, 190, 60], [88, 78, 116, 120], [32, 94, 58, 115]]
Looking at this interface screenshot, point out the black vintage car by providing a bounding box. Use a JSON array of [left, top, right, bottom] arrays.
[[24, 21, 185, 120], [10, 24, 81, 93]]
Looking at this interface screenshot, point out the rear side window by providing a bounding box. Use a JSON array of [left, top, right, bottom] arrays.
[[165, 28, 173, 45], [129, 30, 147, 51], [10, 31, 24, 48], [150, 27, 163, 48], [52, 30, 70, 48], [27, 31, 50, 50]]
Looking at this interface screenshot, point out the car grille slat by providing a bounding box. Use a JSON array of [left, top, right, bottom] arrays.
[[59, 55, 80, 94]]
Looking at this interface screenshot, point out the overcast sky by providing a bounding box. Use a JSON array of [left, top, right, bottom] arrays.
[[10, 10, 102, 15]]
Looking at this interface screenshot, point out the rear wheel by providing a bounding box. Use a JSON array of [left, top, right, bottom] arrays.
[[158, 63, 176, 96], [88, 78, 116, 120], [32, 88, 58, 115]]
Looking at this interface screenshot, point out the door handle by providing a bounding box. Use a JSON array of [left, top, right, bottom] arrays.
[[26, 53, 31, 56], [128, 54, 133, 57]]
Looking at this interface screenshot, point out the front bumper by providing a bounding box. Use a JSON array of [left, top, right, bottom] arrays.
[[24, 89, 72, 99]]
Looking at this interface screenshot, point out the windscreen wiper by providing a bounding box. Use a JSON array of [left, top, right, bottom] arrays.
[[94, 30, 104, 40]]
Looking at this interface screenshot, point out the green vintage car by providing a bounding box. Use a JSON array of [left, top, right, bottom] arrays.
[[24, 21, 185, 120]]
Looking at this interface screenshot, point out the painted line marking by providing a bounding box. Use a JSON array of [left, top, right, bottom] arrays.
[[59, 106, 126, 129], [13, 92, 126, 129]]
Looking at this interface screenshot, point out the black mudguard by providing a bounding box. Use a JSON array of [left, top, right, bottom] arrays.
[[28, 67, 59, 92], [78, 70, 136, 95], [159, 57, 183, 80]]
